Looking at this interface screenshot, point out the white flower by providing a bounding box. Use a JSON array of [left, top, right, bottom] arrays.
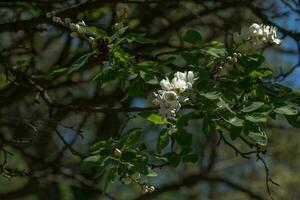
[[154, 90, 181, 119], [174, 71, 195, 88], [171, 78, 188, 93], [160, 77, 172, 91], [234, 23, 281, 52], [153, 71, 196, 119], [174, 71, 186, 81], [162, 91, 179, 106], [159, 105, 179, 119]]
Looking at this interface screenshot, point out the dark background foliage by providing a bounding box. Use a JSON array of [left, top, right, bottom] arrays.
[[0, 0, 300, 200]]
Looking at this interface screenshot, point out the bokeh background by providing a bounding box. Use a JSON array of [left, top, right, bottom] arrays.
[[0, 0, 300, 199]]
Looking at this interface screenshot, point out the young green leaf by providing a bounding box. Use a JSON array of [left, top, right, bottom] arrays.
[[67, 51, 95, 74], [140, 112, 168, 125]]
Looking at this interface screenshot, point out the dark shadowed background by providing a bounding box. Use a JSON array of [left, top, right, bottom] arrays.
[[0, 0, 300, 200]]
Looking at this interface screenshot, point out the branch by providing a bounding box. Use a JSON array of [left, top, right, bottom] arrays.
[[55, 130, 85, 159], [135, 173, 264, 200], [0, 0, 177, 32]]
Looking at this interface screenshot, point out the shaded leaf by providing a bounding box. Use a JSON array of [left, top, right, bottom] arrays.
[[241, 102, 264, 113], [182, 154, 198, 163], [157, 129, 170, 153], [182, 29, 202, 44], [67, 51, 95, 74]]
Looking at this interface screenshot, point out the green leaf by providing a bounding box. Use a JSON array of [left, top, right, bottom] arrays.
[[230, 126, 242, 140], [174, 129, 192, 147], [67, 51, 95, 74], [182, 52, 198, 66], [241, 102, 265, 113], [245, 113, 267, 123], [157, 129, 170, 153], [182, 154, 198, 163], [96, 67, 120, 84], [250, 68, 273, 78], [203, 47, 225, 58], [123, 129, 142, 146], [225, 116, 244, 127], [285, 115, 300, 128], [164, 152, 180, 167], [121, 150, 136, 161], [239, 54, 265, 72], [147, 168, 157, 177], [140, 70, 159, 85], [274, 104, 298, 115], [47, 65, 67, 78], [111, 25, 128, 41], [140, 112, 168, 124], [202, 115, 216, 135], [128, 80, 144, 97], [249, 129, 268, 146], [137, 61, 157, 68], [195, 68, 209, 81], [81, 155, 102, 170], [126, 33, 156, 44], [176, 112, 201, 128], [182, 29, 202, 44], [90, 141, 107, 152], [199, 91, 221, 100]]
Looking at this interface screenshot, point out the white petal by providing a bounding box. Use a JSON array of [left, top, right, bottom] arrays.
[[187, 71, 195, 84], [160, 78, 172, 90]]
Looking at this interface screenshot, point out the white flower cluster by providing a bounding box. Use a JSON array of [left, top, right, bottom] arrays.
[[233, 23, 281, 52], [153, 71, 196, 119]]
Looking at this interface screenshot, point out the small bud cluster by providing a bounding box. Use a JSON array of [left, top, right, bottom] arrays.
[[69, 20, 86, 35], [45, 11, 95, 42], [120, 171, 155, 193], [226, 52, 242, 63], [114, 149, 155, 192], [153, 71, 196, 119], [114, 148, 122, 157], [142, 185, 155, 193], [233, 23, 281, 53]]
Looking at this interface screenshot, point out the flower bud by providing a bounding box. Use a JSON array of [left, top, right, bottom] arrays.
[[77, 27, 86, 34], [78, 20, 86, 26], [226, 56, 232, 61], [114, 148, 122, 157], [142, 185, 149, 193], [75, 24, 81, 31], [148, 186, 155, 192], [89, 37, 95, 43], [69, 23, 76, 30], [52, 16, 62, 24]]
